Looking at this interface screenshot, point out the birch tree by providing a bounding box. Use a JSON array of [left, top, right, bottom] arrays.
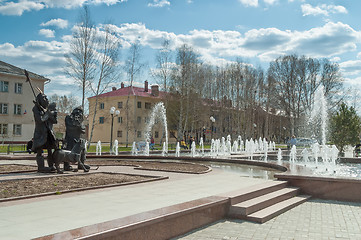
[[123, 41, 145, 147], [64, 6, 96, 110]]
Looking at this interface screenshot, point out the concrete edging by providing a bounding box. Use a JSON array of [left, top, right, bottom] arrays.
[[275, 173, 361, 203]]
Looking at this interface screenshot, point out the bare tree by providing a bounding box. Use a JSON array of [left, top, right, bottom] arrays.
[[65, 7, 121, 147], [64, 6, 96, 110], [49, 94, 79, 114], [123, 41, 145, 147], [169, 44, 199, 141], [153, 39, 173, 92], [268, 54, 344, 137], [87, 23, 121, 146]]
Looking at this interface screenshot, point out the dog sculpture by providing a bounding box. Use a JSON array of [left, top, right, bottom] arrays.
[[53, 138, 89, 174]]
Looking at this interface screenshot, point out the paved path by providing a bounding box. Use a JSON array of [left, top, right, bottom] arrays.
[[175, 199, 361, 240], [1, 159, 361, 239], [0, 163, 269, 239]]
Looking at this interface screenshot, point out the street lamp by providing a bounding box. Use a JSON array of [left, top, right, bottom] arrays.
[[110, 106, 120, 154], [210, 116, 215, 140]]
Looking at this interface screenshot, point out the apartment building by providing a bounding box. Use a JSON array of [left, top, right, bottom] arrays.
[[88, 81, 168, 145], [0, 61, 48, 143]]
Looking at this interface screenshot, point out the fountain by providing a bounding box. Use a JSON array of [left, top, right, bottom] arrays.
[[277, 148, 282, 165], [144, 102, 168, 154], [301, 148, 309, 163], [263, 140, 268, 162], [175, 142, 180, 157], [162, 142, 167, 156], [289, 145, 297, 164], [131, 142, 137, 156], [96, 140, 102, 156], [310, 85, 328, 146], [144, 141, 150, 156], [191, 141, 196, 157], [199, 137, 204, 156], [112, 139, 118, 155]]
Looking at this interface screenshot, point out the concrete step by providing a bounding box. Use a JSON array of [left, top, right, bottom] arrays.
[[245, 195, 311, 223], [219, 180, 288, 205], [229, 187, 299, 216]]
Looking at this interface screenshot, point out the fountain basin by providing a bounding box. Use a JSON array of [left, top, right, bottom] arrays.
[[275, 173, 361, 203]]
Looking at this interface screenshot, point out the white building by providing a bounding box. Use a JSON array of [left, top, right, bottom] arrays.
[[0, 61, 48, 143]]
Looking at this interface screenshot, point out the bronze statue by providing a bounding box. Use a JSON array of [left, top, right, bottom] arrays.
[[25, 70, 58, 173], [53, 138, 89, 173], [31, 93, 57, 173], [63, 107, 89, 170]]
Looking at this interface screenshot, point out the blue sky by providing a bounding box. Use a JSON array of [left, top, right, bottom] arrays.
[[0, 0, 360, 106]]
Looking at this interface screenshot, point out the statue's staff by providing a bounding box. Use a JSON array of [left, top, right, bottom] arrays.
[[24, 69, 57, 147], [24, 69, 46, 113], [24, 70, 37, 99]]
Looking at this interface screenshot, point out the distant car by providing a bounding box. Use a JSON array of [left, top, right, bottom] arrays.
[[295, 138, 318, 147], [287, 138, 317, 148]]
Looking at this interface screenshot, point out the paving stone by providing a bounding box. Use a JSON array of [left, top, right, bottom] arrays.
[[175, 199, 361, 240]]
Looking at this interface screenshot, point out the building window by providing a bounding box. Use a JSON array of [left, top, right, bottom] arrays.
[[118, 116, 122, 123], [137, 131, 141, 138], [0, 103, 8, 114], [137, 116, 141, 124], [145, 117, 150, 123], [14, 104, 22, 115], [137, 101, 141, 108], [0, 124, 8, 135], [99, 117, 104, 124], [15, 83, 22, 94], [155, 131, 159, 138], [145, 102, 151, 109], [117, 131, 122, 138], [100, 103, 105, 109], [0, 81, 9, 92], [118, 102, 123, 108], [13, 124, 22, 136]]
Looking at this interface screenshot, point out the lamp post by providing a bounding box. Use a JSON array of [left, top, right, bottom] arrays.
[[210, 116, 215, 140], [110, 106, 120, 153]]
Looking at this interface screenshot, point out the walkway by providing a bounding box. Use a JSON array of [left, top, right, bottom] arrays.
[[0, 162, 269, 239], [175, 199, 361, 240], [0, 159, 360, 239]]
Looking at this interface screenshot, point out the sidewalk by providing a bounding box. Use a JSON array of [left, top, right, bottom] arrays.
[[1, 160, 360, 239], [0, 164, 269, 239], [175, 199, 361, 240]]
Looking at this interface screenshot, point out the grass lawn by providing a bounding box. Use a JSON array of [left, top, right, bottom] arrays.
[[1, 143, 213, 154]]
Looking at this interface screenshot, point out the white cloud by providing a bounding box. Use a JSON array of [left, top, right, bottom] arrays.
[[291, 22, 360, 57], [41, 0, 123, 9], [264, 0, 277, 5], [357, 52, 361, 59], [301, 3, 348, 17], [239, 0, 258, 7], [2, 20, 361, 93], [0, 1, 44, 16], [340, 60, 361, 76], [108, 21, 361, 65], [39, 29, 55, 38], [242, 28, 291, 50], [148, 0, 170, 8], [330, 57, 340, 62], [0, 40, 68, 77], [0, 0, 125, 16], [41, 18, 69, 29]]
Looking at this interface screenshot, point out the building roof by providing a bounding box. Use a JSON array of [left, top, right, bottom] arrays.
[[0, 60, 49, 81], [88, 85, 167, 99]]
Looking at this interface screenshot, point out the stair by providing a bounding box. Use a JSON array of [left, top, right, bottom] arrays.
[[226, 181, 311, 223]]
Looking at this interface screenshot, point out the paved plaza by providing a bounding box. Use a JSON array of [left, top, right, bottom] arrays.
[[175, 199, 361, 240], [0, 159, 360, 239]]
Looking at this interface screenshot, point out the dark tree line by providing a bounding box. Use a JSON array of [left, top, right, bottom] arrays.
[[157, 45, 344, 143]]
